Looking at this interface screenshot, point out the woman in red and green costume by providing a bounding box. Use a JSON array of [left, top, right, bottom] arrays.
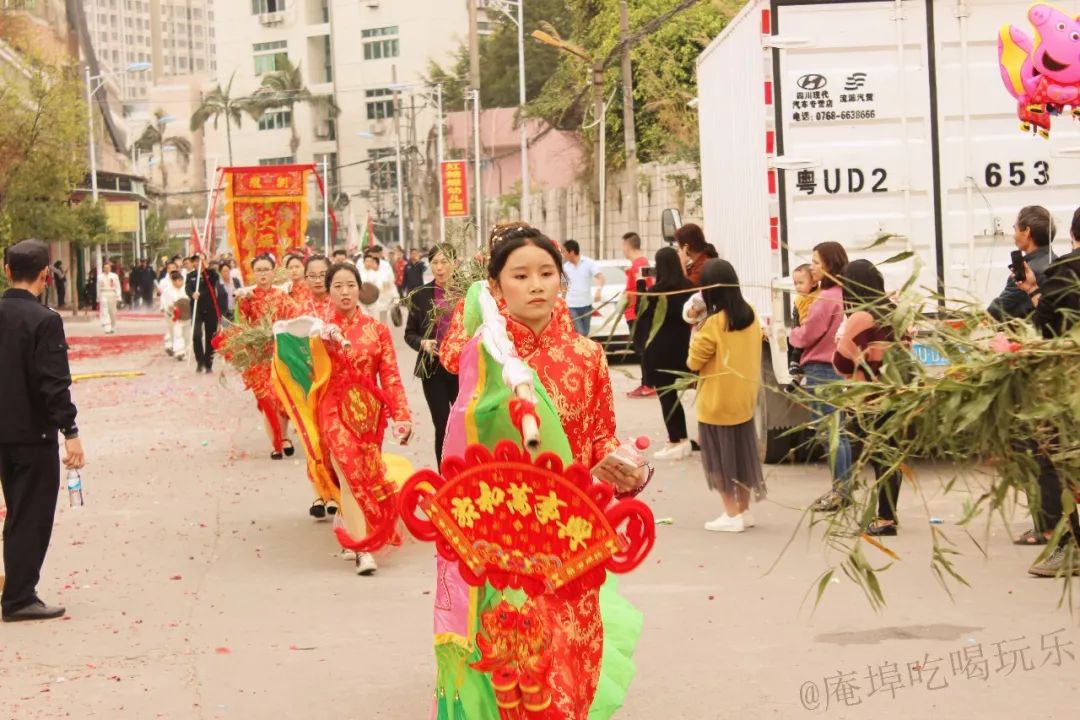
[[430, 226, 648, 719], [318, 262, 412, 575], [236, 253, 299, 460]]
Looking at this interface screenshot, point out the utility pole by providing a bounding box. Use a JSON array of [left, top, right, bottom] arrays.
[[592, 61, 605, 259], [467, 0, 481, 93], [467, 0, 482, 253], [391, 64, 406, 249], [619, 0, 640, 235]]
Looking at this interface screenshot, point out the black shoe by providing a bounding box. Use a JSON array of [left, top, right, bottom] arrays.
[[270, 451, 283, 460], [309, 500, 327, 519], [196, 366, 205, 374], [864, 520, 898, 537], [283, 440, 295, 457], [2, 600, 66, 622], [690, 440, 701, 452], [326, 501, 338, 516]]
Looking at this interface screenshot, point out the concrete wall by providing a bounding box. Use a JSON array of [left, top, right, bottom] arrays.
[[480, 160, 704, 260]]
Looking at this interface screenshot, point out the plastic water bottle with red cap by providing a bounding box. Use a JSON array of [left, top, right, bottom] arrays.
[[611, 436, 651, 471]]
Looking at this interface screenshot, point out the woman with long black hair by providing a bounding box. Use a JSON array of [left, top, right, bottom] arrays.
[[403, 244, 459, 467], [635, 246, 696, 460], [688, 259, 764, 532], [833, 259, 905, 536]]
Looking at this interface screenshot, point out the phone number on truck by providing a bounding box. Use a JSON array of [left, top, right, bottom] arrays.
[[813, 109, 877, 122]]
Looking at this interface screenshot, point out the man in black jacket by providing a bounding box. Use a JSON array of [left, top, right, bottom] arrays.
[[988, 205, 1055, 321], [1018, 207, 1080, 577], [0, 240, 84, 622], [403, 248, 426, 295], [185, 255, 223, 374]]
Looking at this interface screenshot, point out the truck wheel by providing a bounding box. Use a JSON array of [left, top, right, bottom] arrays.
[[755, 388, 793, 464]]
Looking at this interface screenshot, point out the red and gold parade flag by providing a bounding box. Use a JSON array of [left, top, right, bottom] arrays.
[[224, 165, 313, 284]]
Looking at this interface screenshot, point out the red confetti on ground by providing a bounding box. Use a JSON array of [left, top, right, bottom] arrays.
[[169, 575, 182, 580], [67, 334, 160, 361], [214, 647, 231, 655]]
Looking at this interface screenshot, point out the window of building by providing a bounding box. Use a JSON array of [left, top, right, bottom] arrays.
[[195, 58, 205, 71], [365, 88, 395, 120], [368, 148, 397, 190], [253, 40, 288, 75], [257, 110, 292, 131], [259, 156, 296, 166], [363, 37, 399, 61], [323, 35, 332, 83], [362, 26, 399, 61], [179, 57, 188, 70], [251, 0, 283, 13]]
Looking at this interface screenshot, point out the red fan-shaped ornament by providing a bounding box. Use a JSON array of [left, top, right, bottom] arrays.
[[398, 440, 655, 598]]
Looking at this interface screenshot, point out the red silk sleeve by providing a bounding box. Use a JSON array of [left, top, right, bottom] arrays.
[[588, 350, 620, 467], [376, 323, 411, 422], [439, 299, 467, 375]]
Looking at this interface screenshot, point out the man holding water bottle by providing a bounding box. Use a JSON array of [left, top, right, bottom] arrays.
[[0, 239, 84, 622]]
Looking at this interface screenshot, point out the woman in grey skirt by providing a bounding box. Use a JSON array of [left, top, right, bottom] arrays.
[[687, 259, 765, 532]]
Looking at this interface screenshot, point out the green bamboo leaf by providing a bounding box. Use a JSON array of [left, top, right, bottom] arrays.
[[814, 569, 834, 609], [861, 233, 901, 251], [646, 295, 668, 348], [880, 251, 916, 265]]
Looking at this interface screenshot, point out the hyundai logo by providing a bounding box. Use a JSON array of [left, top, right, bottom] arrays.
[[797, 74, 827, 90]]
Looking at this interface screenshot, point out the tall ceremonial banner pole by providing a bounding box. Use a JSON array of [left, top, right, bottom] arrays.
[[201, 164, 222, 257]]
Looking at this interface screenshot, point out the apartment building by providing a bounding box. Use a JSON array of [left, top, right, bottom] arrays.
[[82, 0, 217, 105], [209, 0, 473, 246]]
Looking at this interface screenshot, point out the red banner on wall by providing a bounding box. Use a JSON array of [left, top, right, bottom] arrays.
[[223, 165, 313, 284], [441, 161, 469, 219]]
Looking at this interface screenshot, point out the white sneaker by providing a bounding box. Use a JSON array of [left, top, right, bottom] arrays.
[[654, 441, 691, 461], [339, 549, 357, 562], [356, 552, 377, 576], [704, 514, 745, 533], [742, 509, 756, 528]]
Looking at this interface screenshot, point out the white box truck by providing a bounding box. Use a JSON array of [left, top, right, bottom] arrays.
[[697, 0, 1080, 461]]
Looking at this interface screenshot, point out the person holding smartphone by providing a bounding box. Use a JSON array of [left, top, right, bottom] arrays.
[[988, 206, 1055, 321], [1015, 206, 1080, 576], [622, 232, 656, 398]]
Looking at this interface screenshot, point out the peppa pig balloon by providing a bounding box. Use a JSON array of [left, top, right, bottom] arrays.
[[999, 3, 1080, 138]]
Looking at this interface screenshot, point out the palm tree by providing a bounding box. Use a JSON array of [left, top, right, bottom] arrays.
[[190, 72, 261, 165], [133, 109, 192, 195], [253, 57, 339, 156]]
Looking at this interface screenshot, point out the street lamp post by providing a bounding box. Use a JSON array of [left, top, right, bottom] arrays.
[[435, 83, 446, 246], [84, 62, 151, 272], [490, 1, 529, 222]]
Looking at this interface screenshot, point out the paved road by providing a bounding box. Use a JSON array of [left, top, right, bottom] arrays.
[[1, 312, 1077, 719]]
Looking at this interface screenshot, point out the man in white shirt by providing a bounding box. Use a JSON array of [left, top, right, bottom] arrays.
[[157, 261, 179, 353], [97, 261, 122, 334], [159, 271, 188, 360], [561, 239, 603, 336]]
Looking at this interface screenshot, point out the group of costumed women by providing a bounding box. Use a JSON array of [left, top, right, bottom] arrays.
[[221, 224, 653, 718]]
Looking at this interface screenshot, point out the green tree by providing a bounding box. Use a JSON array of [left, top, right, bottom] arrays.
[[253, 57, 340, 156], [425, 0, 572, 112], [190, 73, 261, 165], [0, 55, 88, 246], [529, 0, 730, 167], [133, 108, 193, 196], [479, 0, 572, 108]]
